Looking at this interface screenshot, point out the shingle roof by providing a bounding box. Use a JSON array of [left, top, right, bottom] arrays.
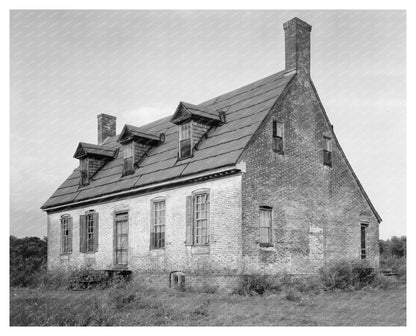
[[41, 70, 294, 210], [119, 124, 161, 144]]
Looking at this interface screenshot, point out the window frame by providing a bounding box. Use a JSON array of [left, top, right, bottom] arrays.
[[360, 223, 368, 259], [122, 141, 135, 176], [86, 212, 95, 253], [259, 206, 273, 247], [60, 215, 72, 255], [114, 211, 129, 266], [193, 192, 209, 245], [80, 158, 89, 186], [323, 136, 332, 167], [272, 120, 284, 154], [150, 198, 166, 249], [179, 122, 193, 159]]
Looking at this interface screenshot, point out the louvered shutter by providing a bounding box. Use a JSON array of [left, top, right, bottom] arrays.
[[68, 216, 73, 253], [206, 194, 210, 244], [79, 215, 86, 253], [185, 196, 193, 245], [150, 202, 155, 249], [93, 212, 99, 252]]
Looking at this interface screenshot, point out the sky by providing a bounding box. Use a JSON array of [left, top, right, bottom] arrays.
[[10, 10, 406, 239]]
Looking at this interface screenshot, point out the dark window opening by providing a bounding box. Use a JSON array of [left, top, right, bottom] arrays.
[[179, 123, 192, 158], [272, 120, 284, 154], [123, 142, 135, 176], [80, 158, 89, 186], [361, 224, 367, 259], [323, 136, 332, 167], [61, 216, 72, 254], [86, 213, 95, 253]]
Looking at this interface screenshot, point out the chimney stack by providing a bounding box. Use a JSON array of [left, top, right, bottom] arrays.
[[97, 113, 116, 145], [283, 17, 312, 77]]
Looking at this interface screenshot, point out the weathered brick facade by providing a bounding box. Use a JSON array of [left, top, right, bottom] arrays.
[[240, 76, 379, 275], [44, 17, 380, 290]]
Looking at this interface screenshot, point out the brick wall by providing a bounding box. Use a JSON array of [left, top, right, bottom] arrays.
[[47, 174, 243, 281], [240, 76, 379, 275]]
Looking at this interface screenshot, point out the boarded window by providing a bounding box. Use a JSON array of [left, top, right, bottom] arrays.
[[272, 121, 284, 154], [323, 136, 332, 167], [123, 141, 135, 175], [361, 224, 367, 259], [179, 122, 192, 158], [60, 215, 73, 254], [80, 158, 89, 186], [151, 200, 165, 249], [259, 207, 272, 247], [114, 212, 128, 266]]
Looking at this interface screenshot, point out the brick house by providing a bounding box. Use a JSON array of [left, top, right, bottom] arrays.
[[41, 17, 381, 289]]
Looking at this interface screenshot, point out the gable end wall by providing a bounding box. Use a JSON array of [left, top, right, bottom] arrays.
[[240, 76, 379, 275]]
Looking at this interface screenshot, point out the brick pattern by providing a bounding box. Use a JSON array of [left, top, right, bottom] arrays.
[[97, 114, 116, 145], [240, 76, 379, 275], [47, 175, 243, 278], [284, 18, 312, 77]]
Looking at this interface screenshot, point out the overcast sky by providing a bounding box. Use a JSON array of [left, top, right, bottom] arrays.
[[10, 10, 405, 239]]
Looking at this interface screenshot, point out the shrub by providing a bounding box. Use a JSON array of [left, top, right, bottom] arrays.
[[320, 260, 376, 290], [373, 273, 401, 290], [234, 274, 272, 295]]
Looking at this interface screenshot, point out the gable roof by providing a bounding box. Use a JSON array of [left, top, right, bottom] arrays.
[[118, 124, 162, 144], [170, 101, 222, 124], [41, 70, 295, 210], [73, 142, 117, 159]]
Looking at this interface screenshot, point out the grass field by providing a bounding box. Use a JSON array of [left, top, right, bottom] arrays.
[[10, 283, 406, 326]]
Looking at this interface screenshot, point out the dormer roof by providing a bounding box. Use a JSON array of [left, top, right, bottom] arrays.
[[118, 124, 164, 145], [73, 142, 117, 159], [170, 101, 222, 125]]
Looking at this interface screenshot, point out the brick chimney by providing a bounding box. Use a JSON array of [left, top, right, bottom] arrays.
[[97, 113, 116, 144], [283, 17, 312, 77]]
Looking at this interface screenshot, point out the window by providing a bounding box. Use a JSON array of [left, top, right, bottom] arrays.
[[80, 158, 89, 186], [79, 211, 99, 253], [361, 223, 367, 259], [179, 122, 192, 158], [114, 212, 128, 266], [272, 121, 284, 154], [259, 207, 272, 247], [60, 215, 72, 254], [123, 141, 135, 175], [151, 200, 165, 249], [323, 136, 332, 167], [185, 190, 210, 246]]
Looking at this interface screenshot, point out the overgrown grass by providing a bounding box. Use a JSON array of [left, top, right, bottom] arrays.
[[10, 282, 406, 326]]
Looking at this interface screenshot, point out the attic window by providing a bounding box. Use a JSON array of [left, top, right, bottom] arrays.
[[179, 122, 192, 158], [80, 158, 89, 186], [123, 142, 135, 176], [272, 120, 284, 154], [323, 136, 332, 167]]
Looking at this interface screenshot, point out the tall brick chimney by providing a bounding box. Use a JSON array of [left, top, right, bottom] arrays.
[[283, 17, 312, 77], [97, 113, 116, 145]]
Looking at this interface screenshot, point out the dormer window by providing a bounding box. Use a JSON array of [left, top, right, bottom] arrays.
[[179, 122, 192, 158], [80, 158, 89, 186], [123, 141, 135, 176]]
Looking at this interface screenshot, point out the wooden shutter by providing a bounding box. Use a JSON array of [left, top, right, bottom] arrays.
[[113, 213, 117, 266], [93, 212, 99, 252], [68, 216, 73, 253], [206, 194, 210, 244], [79, 214, 86, 253], [150, 202, 155, 249], [185, 196, 193, 245]]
